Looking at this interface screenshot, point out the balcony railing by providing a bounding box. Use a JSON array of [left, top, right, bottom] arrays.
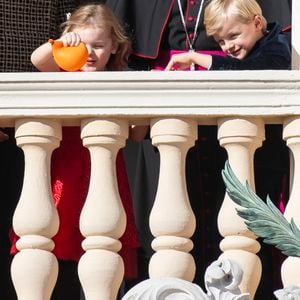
[[1, 70, 300, 299]]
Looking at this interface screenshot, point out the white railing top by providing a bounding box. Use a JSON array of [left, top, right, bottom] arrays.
[[0, 71, 300, 126]]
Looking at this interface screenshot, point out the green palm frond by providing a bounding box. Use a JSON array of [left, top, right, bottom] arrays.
[[222, 160, 300, 257]]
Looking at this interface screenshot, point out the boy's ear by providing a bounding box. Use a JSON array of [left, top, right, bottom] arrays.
[[254, 15, 264, 30]]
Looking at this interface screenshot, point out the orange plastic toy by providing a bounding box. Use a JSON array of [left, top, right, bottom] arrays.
[[49, 39, 88, 72]]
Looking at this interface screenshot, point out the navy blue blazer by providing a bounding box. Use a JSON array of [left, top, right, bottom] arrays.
[[210, 23, 291, 70]]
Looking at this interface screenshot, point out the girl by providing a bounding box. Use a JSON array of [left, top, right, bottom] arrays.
[[31, 4, 128, 71], [10, 4, 140, 299]]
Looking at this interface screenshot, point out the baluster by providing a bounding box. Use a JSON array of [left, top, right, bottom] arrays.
[[11, 119, 61, 300], [281, 117, 300, 286], [149, 118, 197, 281], [217, 117, 264, 299], [79, 118, 128, 300]]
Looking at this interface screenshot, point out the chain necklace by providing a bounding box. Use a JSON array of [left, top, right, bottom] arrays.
[[176, 0, 205, 70]]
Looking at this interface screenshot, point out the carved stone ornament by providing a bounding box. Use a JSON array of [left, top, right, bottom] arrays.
[[122, 258, 249, 300], [274, 286, 300, 300], [222, 161, 300, 257]]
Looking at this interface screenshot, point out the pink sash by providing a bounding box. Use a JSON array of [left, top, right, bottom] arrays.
[[152, 50, 225, 70]]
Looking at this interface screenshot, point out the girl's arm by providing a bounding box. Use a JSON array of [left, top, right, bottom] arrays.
[[31, 32, 82, 72], [31, 41, 61, 72], [165, 52, 212, 71]]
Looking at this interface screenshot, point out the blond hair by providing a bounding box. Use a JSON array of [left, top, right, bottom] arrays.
[[61, 4, 130, 70], [204, 0, 267, 36]]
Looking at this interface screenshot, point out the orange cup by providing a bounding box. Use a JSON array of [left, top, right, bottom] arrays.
[[49, 39, 88, 72]]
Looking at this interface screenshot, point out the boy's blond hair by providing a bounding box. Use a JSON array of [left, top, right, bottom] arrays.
[[204, 0, 267, 36]]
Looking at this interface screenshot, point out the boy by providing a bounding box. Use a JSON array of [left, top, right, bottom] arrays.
[[165, 0, 290, 71]]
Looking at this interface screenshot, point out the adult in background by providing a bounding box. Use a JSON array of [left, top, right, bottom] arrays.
[[0, 1, 78, 299], [0, 1, 77, 72]]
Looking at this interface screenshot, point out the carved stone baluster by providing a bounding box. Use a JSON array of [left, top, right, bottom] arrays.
[[11, 119, 61, 300], [79, 118, 128, 300], [282, 117, 300, 286], [149, 118, 197, 281], [217, 117, 264, 299]]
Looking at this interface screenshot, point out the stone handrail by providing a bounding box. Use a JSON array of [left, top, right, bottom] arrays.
[[1, 71, 300, 121]]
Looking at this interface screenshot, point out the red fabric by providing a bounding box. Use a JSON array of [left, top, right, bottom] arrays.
[[278, 174, 288, 213], [281, 25, 291, 33], [10, 127, 139, 279]]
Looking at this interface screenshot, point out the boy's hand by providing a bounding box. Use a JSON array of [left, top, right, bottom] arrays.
[[165, 52, 212, 70], [59, 32, 82, 47], [165, 53, 195, 71]]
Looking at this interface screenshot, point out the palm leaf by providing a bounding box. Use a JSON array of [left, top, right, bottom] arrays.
[[222, 161, 300, 257]]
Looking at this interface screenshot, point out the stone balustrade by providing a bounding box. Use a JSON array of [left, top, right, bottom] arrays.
[[1, 70, 300, 299]]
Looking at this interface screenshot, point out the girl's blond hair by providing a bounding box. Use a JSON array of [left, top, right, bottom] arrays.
[[204, 0, 267, 36], [61, 4, 130, 71]]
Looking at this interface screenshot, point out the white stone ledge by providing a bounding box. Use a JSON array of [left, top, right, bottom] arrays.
[[0, 71, 300, 126]]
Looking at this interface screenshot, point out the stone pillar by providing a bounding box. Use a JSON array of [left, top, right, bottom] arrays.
[[11, 119, 61, 300], [281, 117, 300, 286], [149, 118, 197, 281], [217, 117, 264, 299], [78, 118, 128, 300]]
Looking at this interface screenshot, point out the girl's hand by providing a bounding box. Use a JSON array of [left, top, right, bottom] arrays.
[[58, 32, 82, 47], [165, 53, 195, 71]]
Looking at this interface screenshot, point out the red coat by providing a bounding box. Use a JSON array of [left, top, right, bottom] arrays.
[[11, 127, 139, 280]]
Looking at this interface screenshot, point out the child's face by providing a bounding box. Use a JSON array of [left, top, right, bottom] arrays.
[[73, 26, 117, 72], [213, 15, 264, 60]]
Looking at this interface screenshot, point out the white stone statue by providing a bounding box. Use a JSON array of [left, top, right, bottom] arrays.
[[122, 258, 249, 300], [274, 285, 300, 300]]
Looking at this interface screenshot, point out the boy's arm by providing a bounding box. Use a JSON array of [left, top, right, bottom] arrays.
[[31, 41, 61, 72], [166, 35, 291, 71], [210, 35, 291, 70], [165, 52, 212, 70], [165, 49, 290, 71], [210, 51, 290, 70]]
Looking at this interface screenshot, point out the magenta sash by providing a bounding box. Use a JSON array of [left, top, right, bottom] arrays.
[[152, 50, 225, 70]]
